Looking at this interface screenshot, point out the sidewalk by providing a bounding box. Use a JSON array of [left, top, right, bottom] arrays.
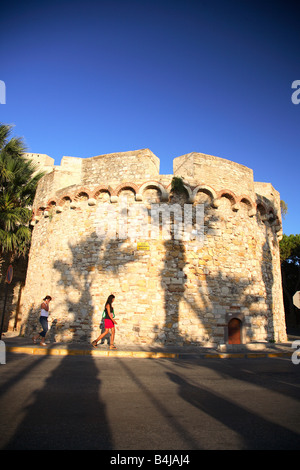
[[1, 332, 296, 359]]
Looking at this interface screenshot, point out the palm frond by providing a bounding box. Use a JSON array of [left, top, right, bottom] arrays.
[[0, 123, 41, 257]]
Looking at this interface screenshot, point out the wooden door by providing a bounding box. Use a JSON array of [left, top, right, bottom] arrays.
[[228, 318, 241, 344]]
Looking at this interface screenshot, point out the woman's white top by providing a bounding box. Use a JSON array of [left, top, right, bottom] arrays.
[[40, 308, 49, 317]]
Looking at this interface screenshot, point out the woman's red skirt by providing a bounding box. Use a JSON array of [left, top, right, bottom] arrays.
[[105, 318, 114, 329]]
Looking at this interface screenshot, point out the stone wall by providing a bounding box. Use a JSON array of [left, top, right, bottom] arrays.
[[19, 149, 286, 346]]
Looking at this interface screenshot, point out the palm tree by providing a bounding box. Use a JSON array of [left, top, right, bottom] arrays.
[[0, 123, 45, 257]]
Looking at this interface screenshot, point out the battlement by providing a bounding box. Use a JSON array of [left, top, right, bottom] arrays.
[[28, 149, 282, 234], [29, 149, 160, 202], [173, 152, 254, 197]]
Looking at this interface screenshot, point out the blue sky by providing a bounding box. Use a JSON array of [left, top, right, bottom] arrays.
[[1, 0, 299, 235]]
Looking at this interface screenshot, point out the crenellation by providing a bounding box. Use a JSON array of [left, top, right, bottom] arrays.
[[81, 149, 160, 186], [174, 152, 255, 198], [23, 153, 55, 175]]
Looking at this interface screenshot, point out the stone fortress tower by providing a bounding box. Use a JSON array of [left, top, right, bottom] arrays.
[[20, 149, 287, 347]]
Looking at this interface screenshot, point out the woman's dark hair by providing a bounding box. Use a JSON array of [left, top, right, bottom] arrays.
[[105, 294, 115, 307], [43, 295, 52, 301]]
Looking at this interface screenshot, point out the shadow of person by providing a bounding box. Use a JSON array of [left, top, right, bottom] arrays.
[[4, 355, 113, 450], [99, 317, 111, 345], [48, 318, 57, 342]]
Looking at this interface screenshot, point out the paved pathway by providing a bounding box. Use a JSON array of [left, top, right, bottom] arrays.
[[2, 333, 297, 360]]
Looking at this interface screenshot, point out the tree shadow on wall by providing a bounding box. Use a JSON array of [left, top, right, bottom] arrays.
[[156, 239, 276, 347], [52, 231, 136, 344], [154, 201, 278, 347], [255, 207, 279, 340]]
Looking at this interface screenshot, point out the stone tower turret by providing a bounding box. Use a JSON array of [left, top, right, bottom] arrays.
[[19, 149, 286, 347]]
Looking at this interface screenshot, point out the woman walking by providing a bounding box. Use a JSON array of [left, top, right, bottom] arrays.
[[92, 294, 117, 349], [32, 296, 52, 346]]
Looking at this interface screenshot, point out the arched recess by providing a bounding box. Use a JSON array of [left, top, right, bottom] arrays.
[[115, 182, 138, 196], [37, 206, 46, 216], [192, 185, 217, 206], [167, 181, 192, 204], [183, 184, 193, 202], [46, 199, 59, 216], [267, 209, 276, 224], [46, 199, 57, 211], [256, 201, 268, 222], [116, 184, 137, 203], [138, 181, 169, 203], [59, 195, 72, 208], [92, 186, 111, 203], [75, 190, 90, 202], [216, 190, 238, 211], [238, 196, 256, 217]]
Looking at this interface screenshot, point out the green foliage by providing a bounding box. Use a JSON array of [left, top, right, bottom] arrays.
[[0, 123, 45, 256], [279, 234, 300, 263], [171, 176, 186, 194], [280, 234, 300, 325], [280, 200, 288, 219]]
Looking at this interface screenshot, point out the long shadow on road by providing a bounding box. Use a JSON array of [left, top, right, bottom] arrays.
[[3, 354, 112, 450]]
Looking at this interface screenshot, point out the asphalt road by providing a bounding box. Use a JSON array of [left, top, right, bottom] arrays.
[[1, 353, 300, 451]]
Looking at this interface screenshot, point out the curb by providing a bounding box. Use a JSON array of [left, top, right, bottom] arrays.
[[6, 346, 179, 359], [5, 345, 293, 360]]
